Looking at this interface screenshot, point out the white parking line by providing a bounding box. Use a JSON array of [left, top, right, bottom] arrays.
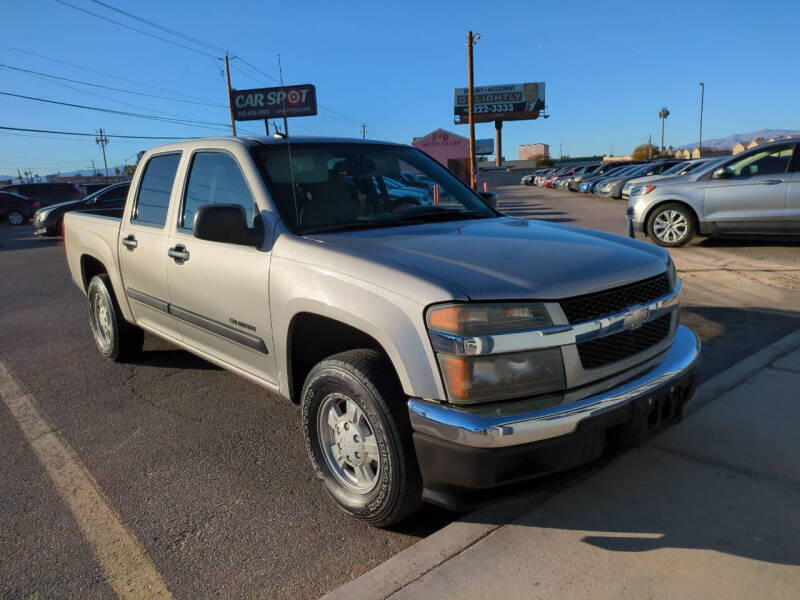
[[0, 360, 172, 600]]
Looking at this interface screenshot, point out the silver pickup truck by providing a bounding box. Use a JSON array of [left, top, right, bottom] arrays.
[[64, 136, 700, 527]]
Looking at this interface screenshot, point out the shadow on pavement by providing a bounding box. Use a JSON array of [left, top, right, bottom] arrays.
[[0, 225, 57, 251], [697, 234, 800, 248], [130, 347, 222, 371]]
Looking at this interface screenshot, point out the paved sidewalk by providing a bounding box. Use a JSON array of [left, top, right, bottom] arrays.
[[325, 333, 800, 600]]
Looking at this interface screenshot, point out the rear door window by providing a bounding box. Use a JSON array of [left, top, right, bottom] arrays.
[[133, 154, 181, 226]]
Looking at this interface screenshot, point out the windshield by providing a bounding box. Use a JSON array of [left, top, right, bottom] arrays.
[[660, 161, 690, 176], [251, 143, 496, 234]]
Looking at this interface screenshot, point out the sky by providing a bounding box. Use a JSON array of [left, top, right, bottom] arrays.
[[1, 0, 798, 176]]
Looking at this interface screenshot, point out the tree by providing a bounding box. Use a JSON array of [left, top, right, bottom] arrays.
[[658, 107, 670, 154], [632, 143, 660, 160], [535, 157, 554, 167]]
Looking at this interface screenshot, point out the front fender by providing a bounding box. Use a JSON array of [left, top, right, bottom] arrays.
[[269, 255, 446, 402]]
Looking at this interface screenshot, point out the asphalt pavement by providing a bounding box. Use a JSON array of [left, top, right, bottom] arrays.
[[1, 186, 799, 599]]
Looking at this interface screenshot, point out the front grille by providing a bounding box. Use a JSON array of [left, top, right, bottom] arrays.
[[560, 273, 671, 324], [577, 314, 672, 369]]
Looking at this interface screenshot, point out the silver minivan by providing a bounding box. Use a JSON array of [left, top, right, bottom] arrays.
[[627, 139, 800, 246]]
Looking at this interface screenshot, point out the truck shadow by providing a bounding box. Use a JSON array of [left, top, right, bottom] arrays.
[[131, 345, 222, 371], [696, 234, 800, 248]]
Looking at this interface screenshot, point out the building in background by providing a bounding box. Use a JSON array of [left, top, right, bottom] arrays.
[[518, 143, 550, 160], [412, 129, 469, 166]]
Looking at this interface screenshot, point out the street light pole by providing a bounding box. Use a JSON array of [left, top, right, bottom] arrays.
[[698, 82, 704, 156]]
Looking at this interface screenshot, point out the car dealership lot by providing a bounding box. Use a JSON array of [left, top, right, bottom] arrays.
[[1, 192, 799, 599]]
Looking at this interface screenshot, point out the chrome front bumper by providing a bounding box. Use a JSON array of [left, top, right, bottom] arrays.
[[408, 325, 700, 449]]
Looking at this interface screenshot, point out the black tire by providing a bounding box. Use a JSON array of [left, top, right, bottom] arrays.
[[301, 349, 423, 527], [646, 202, 696, 247], [7, 210, 25, 226], [87, 274, 144, 361]]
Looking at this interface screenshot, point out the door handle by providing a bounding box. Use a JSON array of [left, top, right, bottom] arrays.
[[121, 235, 138, 249], [763, 179, 784, 185], [168, 245, 190, 263]]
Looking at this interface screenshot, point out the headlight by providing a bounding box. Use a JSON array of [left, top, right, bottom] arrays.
[[667, 256, 678, 290], [437, 349, 565, 404], [426, 303, 566, 404], [631, 185, 656, 196]]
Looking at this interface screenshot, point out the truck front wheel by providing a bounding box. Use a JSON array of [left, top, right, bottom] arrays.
[[301, 349, 423, 527], [87, 274, 144, 361]]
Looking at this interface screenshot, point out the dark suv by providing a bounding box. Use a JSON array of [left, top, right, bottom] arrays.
[[1, 182, 83, 207]]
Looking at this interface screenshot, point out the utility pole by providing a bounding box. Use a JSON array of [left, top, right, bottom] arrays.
[[225, 52, 237, 136], [648, 134, 652, 160], [90, 160, 98, 177], [95, 128, 109, 177], [361, 124, 367, 139], [559, 143, 563, 160], [17, 169, 22, 183], [467, 31, 478, 190], [698, 82, 705, 156]]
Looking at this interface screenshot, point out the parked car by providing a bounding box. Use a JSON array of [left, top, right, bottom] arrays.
[[32, 182, 130, 237], [81, 182, 117, 196], [597, 160, 681, 199], [621, 158, 725, 201], [628, 138, 800, 246], [0, 190, 39, 225], [534, 168, 555, 186], [583, 165, 640, 194], [578, 162, 641, 193], [521, 169, 548, 186], [567, 164, 601, 191], [63, 135, 699, 526], [0, 182, 83, 207]]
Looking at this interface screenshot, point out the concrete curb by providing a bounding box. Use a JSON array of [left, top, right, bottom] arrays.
[[321, 327, 800, 600]]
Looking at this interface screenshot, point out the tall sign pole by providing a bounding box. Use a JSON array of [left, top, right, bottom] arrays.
[[225, 52, 237, 137], [494, 120, 502, 167], [467, 31, 477, 190]]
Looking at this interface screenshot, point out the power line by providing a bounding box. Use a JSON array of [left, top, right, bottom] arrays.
[[4, 46, 221, 103], [88, 0, 228, 54], [0, 125, 189, 139], [51, 0, 218, 58], [0, 90, 236, 131], [0, 63, 226, 108]]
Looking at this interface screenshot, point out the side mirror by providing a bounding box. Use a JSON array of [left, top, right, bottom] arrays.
[[193, 204, 262, 247], [712, 167, 729, 180], [479, 191, 498, 208]]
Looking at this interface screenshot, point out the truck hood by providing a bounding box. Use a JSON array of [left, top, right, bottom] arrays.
[[310, 217, 668, 300]]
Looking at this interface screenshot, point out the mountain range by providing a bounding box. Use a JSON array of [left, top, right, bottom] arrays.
[[677, 129, 800, 150]]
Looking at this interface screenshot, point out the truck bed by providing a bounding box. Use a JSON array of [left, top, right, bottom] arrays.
[[63, 211, 122, 294]]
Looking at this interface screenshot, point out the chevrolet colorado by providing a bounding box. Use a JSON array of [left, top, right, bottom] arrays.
[[64, 136, 699, 526]]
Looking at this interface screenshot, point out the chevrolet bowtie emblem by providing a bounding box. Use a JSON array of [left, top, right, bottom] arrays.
[[623, 305, 650, 329]]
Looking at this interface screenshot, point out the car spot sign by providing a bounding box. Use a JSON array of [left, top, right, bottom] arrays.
[[230, 84, 317, 121]]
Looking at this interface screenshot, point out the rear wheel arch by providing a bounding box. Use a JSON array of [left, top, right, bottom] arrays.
[[286, 312, 401, 404], [80, 254, 108, 292]]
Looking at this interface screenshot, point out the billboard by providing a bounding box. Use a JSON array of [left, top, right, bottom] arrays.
[[230, 84, 317, 121], [454, 82, 545, 124], [475, 138, 494, 155]]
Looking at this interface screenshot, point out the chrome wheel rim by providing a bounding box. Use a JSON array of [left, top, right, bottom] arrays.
[[8, 211, 23, 225], [318, 393, 381, 494], [89, 291, 113, 351], [653, 210, 688, 243]]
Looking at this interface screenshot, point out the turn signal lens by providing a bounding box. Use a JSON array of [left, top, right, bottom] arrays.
[[426, 303, 551, 336]]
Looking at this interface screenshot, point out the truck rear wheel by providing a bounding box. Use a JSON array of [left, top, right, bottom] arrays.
[[87, 274, 144, 361], [301, 349, 423, 527]]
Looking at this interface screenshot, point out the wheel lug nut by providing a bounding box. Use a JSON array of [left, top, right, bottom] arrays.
[[353, 435, 359, 442], [344, 423, 349, 430]]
